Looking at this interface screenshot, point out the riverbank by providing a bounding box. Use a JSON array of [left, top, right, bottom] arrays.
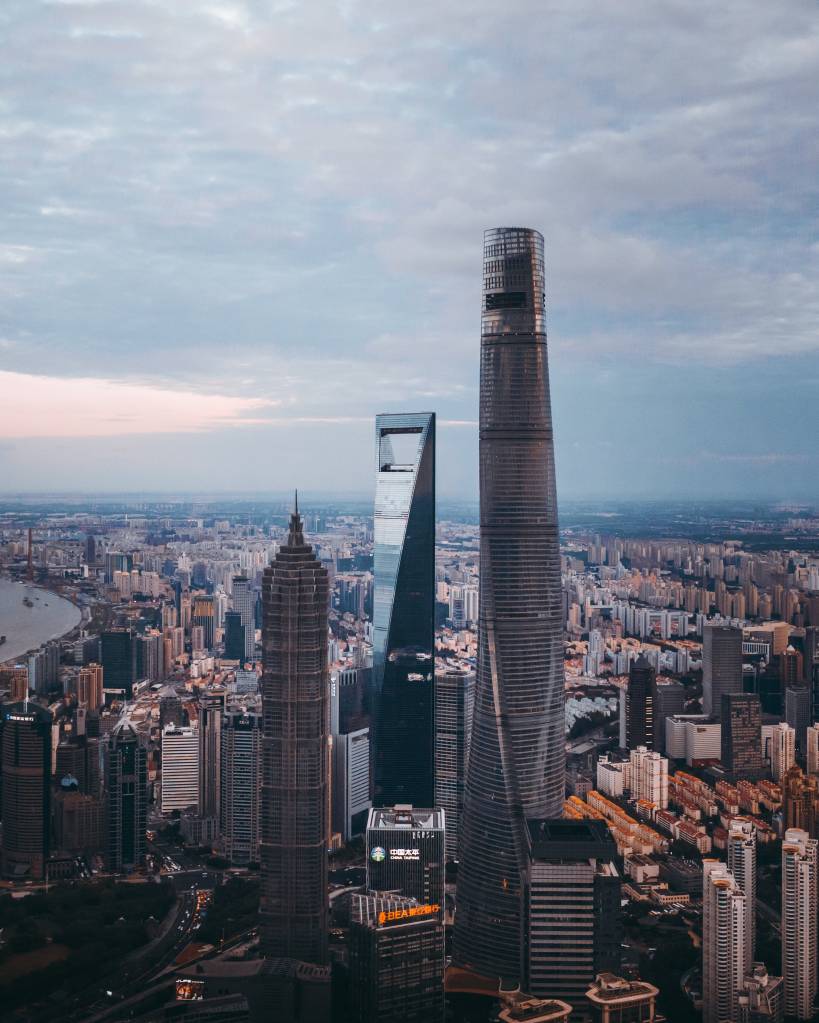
[[0, 576, 82, 665]]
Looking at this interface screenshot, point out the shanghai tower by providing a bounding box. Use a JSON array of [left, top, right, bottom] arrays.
[[454, 227, 564, 985], [259, 499, 329, 964]]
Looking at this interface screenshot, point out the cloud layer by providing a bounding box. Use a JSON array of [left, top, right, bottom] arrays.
[[1, 0, 818, 495]]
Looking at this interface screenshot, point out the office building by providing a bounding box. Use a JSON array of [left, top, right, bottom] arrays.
[[136, 631, 164, 683], [366, 805, 445, 907], [159, 684, 184, 728], [192, 596, 216, 650], [702, 860, 748, 1023], [56, 736, 101, 797], [161, 724, 200, 813], [629, 746, 668, 808], [199, 689, 224, 823], [781, 828, 817, 1019], [53, 778, 104, 857], [770, 722, 795, 782], [727, 819, 757, 965], [231, 575, 256, 661], [101, 628, 137, 700], [105, 718, 147, 871], [785, 684, 811, 756], [721, 693, 765, 778], [625, 655, 655, 750], [0, 701, 52, 880], [585, 973, 659, 1023], [331, 727, 371, 842], [223, 612, 245, 661], [372, 411, 436, 807], [220, 710, 261, 865], [703, 624, 743, 719], [77, 663, 104, 711], [653, 678, 686, 754], [259, 502, 329, 964], [456, 227, 564, 985], [348, 893, 444, 1023], [737, 964, 784, 1023], [525, 820, 621, 1003], [433, 667, 475, 860]]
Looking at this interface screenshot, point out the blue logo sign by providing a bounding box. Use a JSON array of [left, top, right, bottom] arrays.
[[370, 846, 386, 863]]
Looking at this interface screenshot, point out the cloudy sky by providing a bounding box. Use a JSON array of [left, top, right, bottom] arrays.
[[1, 0, 818, 500]]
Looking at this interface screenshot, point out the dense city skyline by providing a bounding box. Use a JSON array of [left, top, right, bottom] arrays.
[[2, 2, 818, 498]]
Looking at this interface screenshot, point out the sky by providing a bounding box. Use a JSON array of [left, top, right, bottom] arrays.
[[1, 0, 818, 500]]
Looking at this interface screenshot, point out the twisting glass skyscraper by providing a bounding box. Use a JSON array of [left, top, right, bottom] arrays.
[[372, 412, 436, 807], [259, 501, 329, 964], [455, 227, 564, 985]]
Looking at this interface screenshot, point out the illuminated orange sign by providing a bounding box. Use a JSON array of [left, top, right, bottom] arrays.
[[378, 903, 440, 926]]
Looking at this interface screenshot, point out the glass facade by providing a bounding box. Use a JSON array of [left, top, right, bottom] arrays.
[[455, 227, 564, 984], [372, 412, 436, 807]]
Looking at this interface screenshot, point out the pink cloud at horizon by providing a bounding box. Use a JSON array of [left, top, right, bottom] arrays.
[[0, 370, 278, 438]]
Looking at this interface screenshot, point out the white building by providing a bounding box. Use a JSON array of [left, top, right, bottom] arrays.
[[702, 860, 748, 1023], [665, 715, 721, 765], [629, 746, 668, 809], [782, 828, 818, 1020], [596, 753, 628, 798], [770, 722, 795, 783], [331, 727, 371, 843], [161, 725, 200, 813]]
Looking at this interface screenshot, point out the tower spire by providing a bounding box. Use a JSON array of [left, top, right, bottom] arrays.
[[287, 490, 305, 547]]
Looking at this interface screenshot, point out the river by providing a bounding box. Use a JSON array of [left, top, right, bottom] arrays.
[[0, 577, 82, 665]]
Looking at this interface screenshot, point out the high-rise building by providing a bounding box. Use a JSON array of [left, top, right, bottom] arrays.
[[525, 820, 621, 1003], [259, 503, 329, 964], [161, 724, 200, 813], [366, 805, 445, 907], [372, 411, 435, 808], [806, 722, 819, 776], [702, 860, 748, 1023], [770, 722, 796, 782], [192, 596, 216, 650], [785, 684, 811, 756], [105, 718, 147, 872], [628, 746, 668, 808], [737, 964, 784, 1023], [348, 893, 444, 1023], [433, 667, 475, 860], [220, 709, 261, 865], [456, 227, 564, 985], [585, 973, 659, 1023], [77, 663, 104, 711], [727, 819, 757, 967], [0, 701, 52, 880], [781, 828, 817, 1019], [101, 628, 137, 700], [625, 655, 655, 750], [1, 664, 29, 703], [703, 624, 744, 719], [199, 689, 224, 822], [721, 693, 765, 778], [782, 766, 819, 837], [159, 684, 184, 729], [223, 612, 245, 661], [231, 575, 256, 661], [331, 727, 371, 843], [653, 678, 686, 755]]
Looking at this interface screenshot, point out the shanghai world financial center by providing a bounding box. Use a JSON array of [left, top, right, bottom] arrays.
[[372, 412, 436, 809]]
